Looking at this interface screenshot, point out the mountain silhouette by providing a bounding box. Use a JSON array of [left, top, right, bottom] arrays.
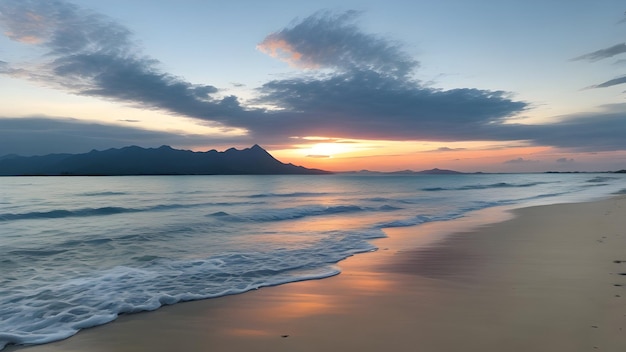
[[0, 145, 330, 176]]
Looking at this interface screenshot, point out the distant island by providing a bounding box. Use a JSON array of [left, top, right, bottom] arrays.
[[0, 145, 330, 176], [344, 168, 465, 175]]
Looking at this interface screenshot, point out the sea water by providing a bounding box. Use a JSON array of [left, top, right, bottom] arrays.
[[1, 173, 625, 349]]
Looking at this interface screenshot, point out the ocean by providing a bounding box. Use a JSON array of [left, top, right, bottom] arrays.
[[1, 173, 625, 349]]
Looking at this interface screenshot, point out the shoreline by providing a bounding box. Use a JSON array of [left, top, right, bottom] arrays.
[[9, 196, 626, 351]]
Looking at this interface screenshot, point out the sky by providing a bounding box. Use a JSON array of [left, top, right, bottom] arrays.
[[1, 0, 626, 172]]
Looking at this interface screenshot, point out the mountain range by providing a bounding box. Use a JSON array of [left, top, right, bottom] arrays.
[[0, 145, 329, 176]]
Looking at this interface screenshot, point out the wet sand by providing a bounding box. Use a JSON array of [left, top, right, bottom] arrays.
[[10, 196, 626, 352]]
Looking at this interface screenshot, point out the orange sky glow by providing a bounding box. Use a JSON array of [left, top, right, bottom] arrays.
[[270, 139, 626, 173]]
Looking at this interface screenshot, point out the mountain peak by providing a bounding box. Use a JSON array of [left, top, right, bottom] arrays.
[[247, 144, 272, 156]]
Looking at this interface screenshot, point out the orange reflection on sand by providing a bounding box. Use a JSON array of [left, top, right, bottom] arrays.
[[265, 292, 339, 319], [337, 270, 396, 295], [223, 328, 274, 337], [217, 288, 342, 338], [219, 266, 398, 339]]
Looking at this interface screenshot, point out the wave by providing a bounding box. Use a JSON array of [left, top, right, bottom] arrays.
[[379, 204, 402, 211], [78, 191, 129, 197], [0, 227, 384, 350], [421, 181, 555, 192], [208, 211, 230, 217], [249, 191, 329, 198], [0, 207, 134, 221], [581, 183, 608, 188], [7, 248, 69, 257], [364, 197, 392, 202], [614, 188, 626, 195], [377, 190, 568, 229], [211, 204, 365, 222], [0, 200, 265, 222], [586, 176, 618, 183], [377, 200, 504, 228], [208, 204, 399, 222]]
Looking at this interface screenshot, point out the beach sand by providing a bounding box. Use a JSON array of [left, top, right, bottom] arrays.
[[10, 196, 626, 352]]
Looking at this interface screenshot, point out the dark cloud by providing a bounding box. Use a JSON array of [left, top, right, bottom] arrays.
[[0, 0, 132, 55], [504, 157, 538, 164], [257, 10, 417, 77], [433, 147, 467, 152], [0, 60, 16, 74], [253, 70, 527, 140], [521, 106, 626, 151], [47, 52, 241, 121], [556, 158, 574, 163], [477, 104, 626, 152], [592, 75, 626, 88], [572, 43, 626, 62], [0, 117, 250, 156], [6, 105, 626, 157]]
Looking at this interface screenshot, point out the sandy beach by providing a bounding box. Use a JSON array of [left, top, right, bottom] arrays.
[[10, 196, 626, 352]]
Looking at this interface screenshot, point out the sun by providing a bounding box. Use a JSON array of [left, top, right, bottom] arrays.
[[302, 143, 355, 158]]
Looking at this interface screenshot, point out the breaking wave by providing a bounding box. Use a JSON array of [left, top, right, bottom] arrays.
[[421, 181, 556, 192]]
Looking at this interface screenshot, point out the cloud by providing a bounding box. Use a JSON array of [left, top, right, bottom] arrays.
[[0, 0, 135, 56], [257, 10, 417, 77], [556, 158, 574, 163], [509, 104, 626, 151], [591, 75, 626, 88], [433, 147, 467, 152], [613, 59, 626, 66], [306, 154, 331, 158], [0, 0, 247, 129], [573, 19, 626, 89], [254, 70, 527, 141], [572, 43, 626, 62], [504, 157, 538, 164], [0, 60, 17, 74], [0, 116, 250, 156]]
